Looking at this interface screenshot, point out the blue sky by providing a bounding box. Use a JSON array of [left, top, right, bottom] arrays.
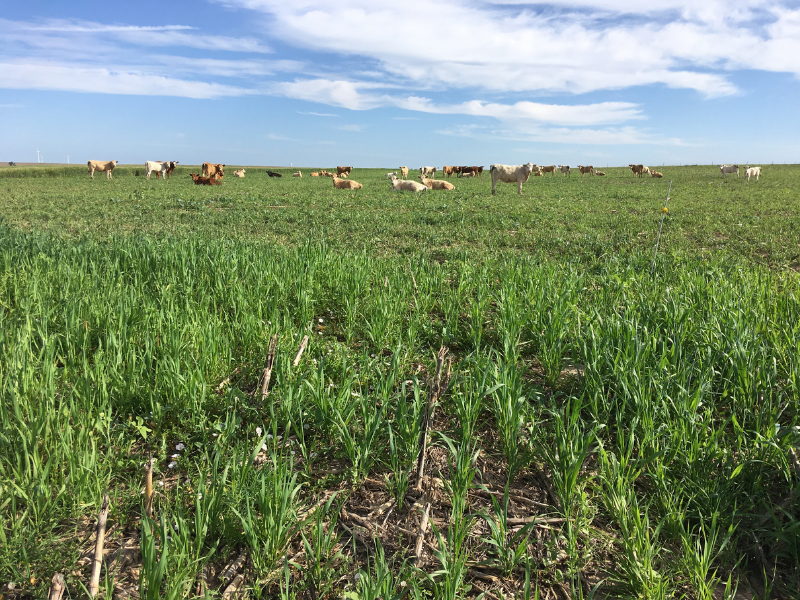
[[2, 0, 800, 167]]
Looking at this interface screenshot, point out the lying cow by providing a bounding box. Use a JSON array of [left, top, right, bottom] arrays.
[[293, 171, 302, 178], [202, 163, 225, 179], [190, 173, 221, 186], [311, 172, 319, 177], [651, 171, 663, 178], [720, 165, 739, 177], [233, 169, 246, 178], [266, 170, 282, 178], [418, 176, 455, 190], [145, 160, 178, 180], [559, 165, 571, 176], [390, 174, 426, 192], [332, 176, 362, 190], [88, 160, 118, 179], [595, 170, 606, 176], [490, 163, 535, 195], [745, 166, 761, 182]]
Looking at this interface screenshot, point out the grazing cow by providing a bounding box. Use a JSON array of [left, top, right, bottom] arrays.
[[389, 174, 427, 192], [190, 173, 221, 186], [559, 165, 571, 176], [651, 171, 663, 178], [88, 160, 118, 179], [489, 163, 535, 195], [720, 165, 739, 177], [578, 165, 594, 176], [293, 171, 302, 178], [541, 165, 557, 175], [629, 164, 644, 177], [443, 165, 456, 178], [311, 172, 319, 177], [233, 169, 246, 178], [419, 166, 437, 177], [595, 170, 606, 176], [266, 170, 282, 178], [399, 166, 409, 179], [202, 163, 225, 179], [419, 175, 455, 190], [745, 166, 761, 182], [337, 166, 353, 176], [332, 176, 362, 190]]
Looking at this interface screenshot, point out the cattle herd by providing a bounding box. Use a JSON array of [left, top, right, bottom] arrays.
[[84, 160, 765, 191]]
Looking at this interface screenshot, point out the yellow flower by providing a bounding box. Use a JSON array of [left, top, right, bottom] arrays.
[[661, 207, 669, 214]]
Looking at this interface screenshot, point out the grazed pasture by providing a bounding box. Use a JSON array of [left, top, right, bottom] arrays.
[[0, 165, 798, 600]]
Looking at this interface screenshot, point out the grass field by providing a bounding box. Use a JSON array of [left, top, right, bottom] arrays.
[[0, 164, 799, 600]]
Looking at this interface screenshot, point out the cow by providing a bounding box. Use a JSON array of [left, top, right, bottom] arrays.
[[389, 174, 426, 192], [419, 166, 437, 177], [578, 165, 594, 176], [311, 172, 320, 177], [386, 172, 398, 179], [88, 160, 118, 179], [337, 166, 353, 176], [332, 176, 362, 190], [745, 166, 761, 182], [399, 166, 409, 179], [145, 160, 178, 180], [629, 164, 644, 177], [293, 171, 302, 178], [418, 176, 455, 190], [266, 170, 282, 178], [320, 170, 334, 177], [462, 166, 480, 177], [541, 165, 557, 175], [489, 163, 535, 195], [651, 171, 663, 178], [720, 165, 739, 177], [559, 165, 571, 176], [190, 173, 221, 186], [641, 166, 651, 177], [442, 165, 456, 178], [595, 170, 606, 176], [233, 169, 246, 178], [478, 166, 484, 176], [202, 163, 225, 179], [460, 171, 476, 178]]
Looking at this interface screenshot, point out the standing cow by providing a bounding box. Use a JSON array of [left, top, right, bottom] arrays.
[[88, 160, 118, 179], [719, 165, 739, 177], [490, 163, 535, 195]]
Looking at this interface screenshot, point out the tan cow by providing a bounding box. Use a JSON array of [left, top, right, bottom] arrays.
[[418, 176, 455, 190], [595, 170, 606, 176], [233, 169, 246, 178], [88, 160, 118, 179], [332, 176, 362, 189], [651, 171, 663, 178], [310, 171, 319, 177], [442, 165, 456, 178], [578, 165, 594, 176], [190, 173, 221, 186], [399, 166, 409, 179], [337, 166, 353, 176], [202, 163, 225, 179], [541, 165, 557, 175], [629, 164, 644, 177]]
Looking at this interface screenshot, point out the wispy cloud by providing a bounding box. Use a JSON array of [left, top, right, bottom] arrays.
[[298, 111, 337, 116], [334, 124, 365, 132]]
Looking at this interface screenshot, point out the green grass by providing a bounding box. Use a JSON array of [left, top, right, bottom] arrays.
[[0, 164, 799, 599]]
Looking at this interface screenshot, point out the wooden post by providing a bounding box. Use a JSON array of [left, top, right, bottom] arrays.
[[88, 494, 110, 598]]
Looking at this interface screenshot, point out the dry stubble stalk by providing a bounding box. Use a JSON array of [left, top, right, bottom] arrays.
[[88, 493, 110, 598]]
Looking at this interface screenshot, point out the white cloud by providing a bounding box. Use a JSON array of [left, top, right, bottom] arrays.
[[0, 63, 252, 98], [298, 111, 337, 116]]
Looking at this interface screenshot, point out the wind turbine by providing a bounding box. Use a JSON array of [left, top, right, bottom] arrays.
[[37, 149, 41, 163]]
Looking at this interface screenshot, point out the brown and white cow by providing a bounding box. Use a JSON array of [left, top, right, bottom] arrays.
[[88, 160, 118, 179], [202, 163, 225, 179], [578, 165, 594, 176], [490, 163, 535, 195], [541, 165, 557, 175], [145, 160, 178, 180], [337, 166, 353, 176]]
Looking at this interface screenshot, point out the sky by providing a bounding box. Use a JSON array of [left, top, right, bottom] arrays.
[[1, 0, 800, 167]]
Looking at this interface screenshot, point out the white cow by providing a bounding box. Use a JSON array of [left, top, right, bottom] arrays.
[[559, 165, 571, 176], [390, 174, 427, 192], [88, 160, 118, 179], [745, 166, 761, 182], [720, 165, 739, 177], [490, 163, 536, 195], [145, 160, 177, 180], [419, 166, 437, 178]]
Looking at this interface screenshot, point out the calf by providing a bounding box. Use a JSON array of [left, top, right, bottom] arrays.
[[202, 163, 225, 179], [745, 166, 761, 182], [719, 165, 739, 177], [489, 163, 535, 195], [390, 174, 426, 192], [293, 171, 302, 178], [88, 160, 118, 179], [559, 165, 571, 176], [578, 165, 594, 176], [190, 173, 221, 186], [418, 176, 455, 190], [332, 176, 362, 190]]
